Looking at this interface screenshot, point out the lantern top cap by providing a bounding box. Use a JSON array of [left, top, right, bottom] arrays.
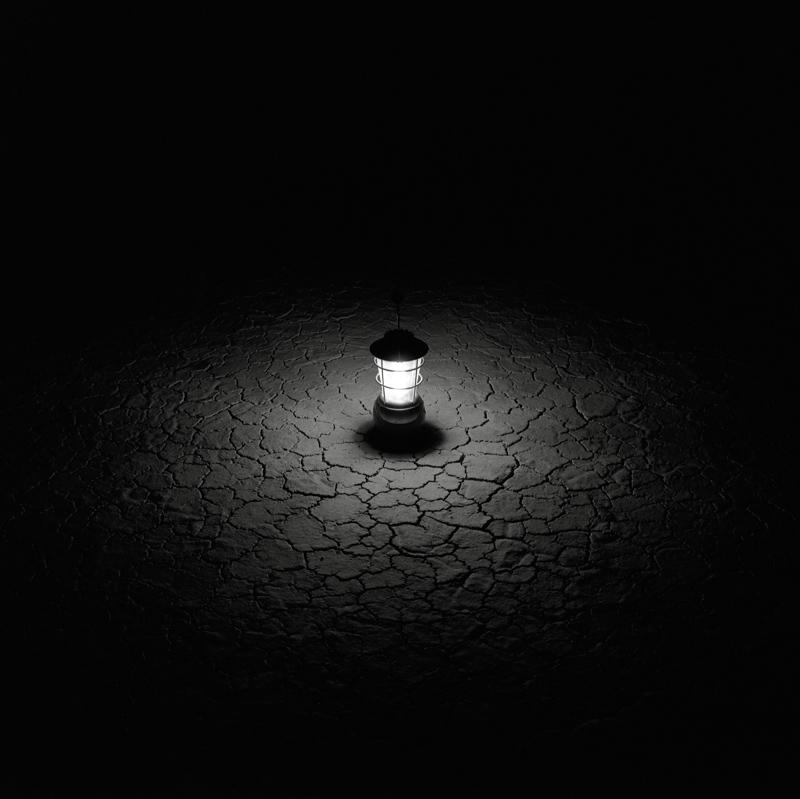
[[370, 329, 428, 361]]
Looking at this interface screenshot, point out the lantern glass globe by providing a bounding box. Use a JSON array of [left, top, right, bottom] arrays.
[[374, 358, 423, 406]]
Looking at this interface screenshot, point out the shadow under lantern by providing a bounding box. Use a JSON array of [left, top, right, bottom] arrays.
[[370, 329, 429, 427]]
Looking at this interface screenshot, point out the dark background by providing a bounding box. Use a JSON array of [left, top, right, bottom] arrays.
[[10, 5, 791, 350]]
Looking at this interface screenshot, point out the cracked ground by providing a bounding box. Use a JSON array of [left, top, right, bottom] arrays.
[[4, 269, 795, 797]]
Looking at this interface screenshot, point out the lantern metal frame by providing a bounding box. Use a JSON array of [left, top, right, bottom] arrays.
[[369, 329, 429, 427]]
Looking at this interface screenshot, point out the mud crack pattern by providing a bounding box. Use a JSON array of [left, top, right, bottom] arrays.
[[5, 274, 794, 796]]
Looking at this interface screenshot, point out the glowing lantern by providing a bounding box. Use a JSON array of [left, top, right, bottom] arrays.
[[370, 328, 429, 426]]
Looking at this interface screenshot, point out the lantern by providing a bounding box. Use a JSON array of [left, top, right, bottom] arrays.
[[370, 328, 429, 426]]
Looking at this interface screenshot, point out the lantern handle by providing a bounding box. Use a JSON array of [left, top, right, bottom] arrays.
[[390, 288, 404, 330]]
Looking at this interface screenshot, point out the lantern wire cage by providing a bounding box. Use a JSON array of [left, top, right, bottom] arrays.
[[374, 357, 424, 406]]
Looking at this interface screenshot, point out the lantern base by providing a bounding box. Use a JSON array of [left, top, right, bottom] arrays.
[[373, 396, 425, 427]]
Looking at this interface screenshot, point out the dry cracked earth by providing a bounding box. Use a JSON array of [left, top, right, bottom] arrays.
[[4, 269, 795, 796]]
